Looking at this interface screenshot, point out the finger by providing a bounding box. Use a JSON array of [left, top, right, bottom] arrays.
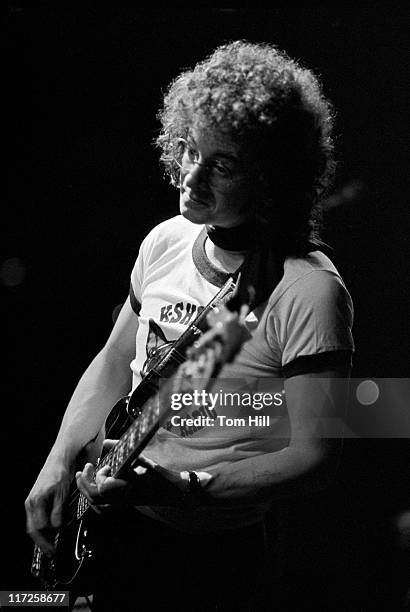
[[30, 528, 56, 557], [77, 482, 102, 505], [75, 462, 95, 483], [96, 473, 128, 499], [94, 466, 113, 490], [49, 485, 68, 530], [102, 439, 118, 451], [84, 462, 96, 480], [100, 476, 128, 491], [49, 501, 64, 530], [77, 462, 96, 485], [95, 465, 112, 480], [26, 511, 56, 556], [76, 471, 97, 498], [239, 303, 250, 320], [25, 498, 49, 533], [133, 465, 148, 476], [89, 504, 109, 515], [137, 455, 157, 469], [76, 465, 103, 505], [25, 500, 56, 556]]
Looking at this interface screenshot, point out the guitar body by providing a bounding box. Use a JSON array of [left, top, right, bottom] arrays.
[[32, 494, 98, 594], [31, 397, 132, 595]]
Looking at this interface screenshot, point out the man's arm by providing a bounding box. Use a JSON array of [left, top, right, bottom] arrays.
[[77, 367, 349, 508], [48, 298, 138, 463], [25, 297, 138, 554], [202, 369, 349, 504]]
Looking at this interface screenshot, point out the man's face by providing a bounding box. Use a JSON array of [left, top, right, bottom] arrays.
[[179, 127, 257, 228]]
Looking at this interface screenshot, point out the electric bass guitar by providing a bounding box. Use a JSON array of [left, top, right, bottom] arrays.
[[31, 278, 250, 594]]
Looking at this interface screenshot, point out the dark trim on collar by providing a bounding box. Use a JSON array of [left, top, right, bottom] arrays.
[[192, 226, 238, 288], [206, 219, 259, 251]]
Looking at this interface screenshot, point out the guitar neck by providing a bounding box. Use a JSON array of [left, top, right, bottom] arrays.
[[76, 276, 239, 520], [127, 276, 236, 418], [75, 372, 181, 519]]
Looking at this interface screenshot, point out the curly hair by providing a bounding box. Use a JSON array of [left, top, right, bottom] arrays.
[[156, 40, 336, 253]]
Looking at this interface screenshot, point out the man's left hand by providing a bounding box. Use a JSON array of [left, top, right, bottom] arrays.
[[75, 441, 184, 510]]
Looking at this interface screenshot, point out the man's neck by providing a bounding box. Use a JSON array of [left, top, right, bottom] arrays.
[[205, 217, 259, 252], [204, 238, 248, 273]]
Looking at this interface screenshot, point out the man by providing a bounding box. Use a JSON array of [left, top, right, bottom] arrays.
[[25, 41, 354, 610]]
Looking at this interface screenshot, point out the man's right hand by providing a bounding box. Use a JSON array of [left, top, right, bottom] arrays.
[[25, 458, 72, 556]]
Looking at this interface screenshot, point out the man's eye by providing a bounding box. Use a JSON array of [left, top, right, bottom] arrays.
[[186, 146, 199, 161], [213, 162, 231, 177]]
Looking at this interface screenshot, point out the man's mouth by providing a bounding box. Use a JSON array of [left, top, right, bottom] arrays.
[[183, 191, 208, 206]]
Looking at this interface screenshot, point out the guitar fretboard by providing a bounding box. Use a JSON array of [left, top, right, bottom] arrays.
[[76, 378, 174, 519]]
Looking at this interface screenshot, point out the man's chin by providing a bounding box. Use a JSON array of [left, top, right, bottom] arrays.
[[180, 202, 210, 225]]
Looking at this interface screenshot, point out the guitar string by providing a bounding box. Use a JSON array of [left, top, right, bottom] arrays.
[[64, 351, 219, 526], [64, 366, 166, 521], [64, 410, 151, 525]]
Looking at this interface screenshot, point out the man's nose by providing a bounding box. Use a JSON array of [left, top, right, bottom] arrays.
[[182, 163, 209, 190]]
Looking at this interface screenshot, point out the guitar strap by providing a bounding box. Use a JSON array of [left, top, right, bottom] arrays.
[[230, 241, 285, 312]]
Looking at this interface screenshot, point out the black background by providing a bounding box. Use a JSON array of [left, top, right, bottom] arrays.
[[3, 5, 410, 608]]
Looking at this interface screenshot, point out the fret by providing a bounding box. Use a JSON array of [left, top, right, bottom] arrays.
[[121, 432, 131, 454], [77, 493, 88, 519], [116, 443, 125, 465], [128, 428, 137, 449], [150, 402, 160, 424], [76, 498, 81, 519], [166, 347, 186, 365], [99, 453, 110, 470], [139, 414, 148, 435], [111, 453, 120, 476], [109, 448, 117, 469]]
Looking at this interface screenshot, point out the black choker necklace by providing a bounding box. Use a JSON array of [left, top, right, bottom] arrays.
[[206, 219, 260, 251]]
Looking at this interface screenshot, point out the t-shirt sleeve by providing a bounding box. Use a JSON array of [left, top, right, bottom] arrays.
[[129, 238, 148, 315], [268, 271, 354, 377], [129, 220, 171, 315]]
